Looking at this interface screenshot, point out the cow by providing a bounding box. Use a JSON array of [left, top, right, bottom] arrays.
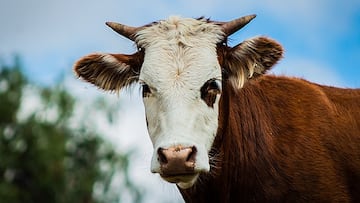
[[73, 15, 360, 202]]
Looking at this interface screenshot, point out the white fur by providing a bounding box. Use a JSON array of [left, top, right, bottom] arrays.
[[136, 16, 224, 188]]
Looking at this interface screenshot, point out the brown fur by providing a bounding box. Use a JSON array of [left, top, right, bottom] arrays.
[[74, 51, 143, 91], [218, 37, 283, 88], [180, 76, 360, 202]]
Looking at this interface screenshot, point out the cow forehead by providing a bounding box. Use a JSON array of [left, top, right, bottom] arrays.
[[136, 16, 225, 48], [136, 16, 224, 90]]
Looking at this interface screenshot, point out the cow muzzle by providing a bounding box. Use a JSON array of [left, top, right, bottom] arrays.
[[158, 146, 196, 176], [156, 146, 199, 187]]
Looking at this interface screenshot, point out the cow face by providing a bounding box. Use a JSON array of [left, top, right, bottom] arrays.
[[74, 15, 283, 189], [137, 17, 223, 188]]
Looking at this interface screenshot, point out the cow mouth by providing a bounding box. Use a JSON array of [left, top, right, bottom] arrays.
[[160, 173, 199, 188]]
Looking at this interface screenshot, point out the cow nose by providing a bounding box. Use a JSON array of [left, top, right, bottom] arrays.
[[157, 146, 197, 176]]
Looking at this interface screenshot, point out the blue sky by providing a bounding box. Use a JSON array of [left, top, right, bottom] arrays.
[[1, 0, 359, 88]]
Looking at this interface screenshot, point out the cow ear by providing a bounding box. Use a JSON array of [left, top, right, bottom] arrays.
[[73, 52, 143, 91], [224, 36, 283, 88]]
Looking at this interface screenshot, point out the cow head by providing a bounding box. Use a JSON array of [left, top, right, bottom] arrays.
[[73, 15, 283, 189]]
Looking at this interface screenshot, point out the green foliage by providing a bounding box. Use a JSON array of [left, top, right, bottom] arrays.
[[0, 57, 143, 203], [0, 57, 25, 123]]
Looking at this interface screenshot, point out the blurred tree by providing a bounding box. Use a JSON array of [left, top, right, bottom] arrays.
[[0, 57, 143, 203]]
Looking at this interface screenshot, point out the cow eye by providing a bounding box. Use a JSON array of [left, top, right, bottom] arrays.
[[200, 79, 222, 107], [142, 83, 152, 97]]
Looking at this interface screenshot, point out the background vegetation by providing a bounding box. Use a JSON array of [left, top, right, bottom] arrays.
[[0, 57, 143, 203]]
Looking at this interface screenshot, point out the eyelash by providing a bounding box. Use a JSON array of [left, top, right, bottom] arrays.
[[142, 83, 151, 97], [200, 79, 222, 107]]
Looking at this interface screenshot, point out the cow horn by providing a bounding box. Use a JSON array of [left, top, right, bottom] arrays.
[[220, 14, 256, 36], [105, 22, 140, 41]]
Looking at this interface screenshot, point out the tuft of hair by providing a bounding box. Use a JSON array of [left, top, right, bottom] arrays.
[[73, 53, 143, 92]]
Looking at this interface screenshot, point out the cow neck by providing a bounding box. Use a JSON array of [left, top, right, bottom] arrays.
[[218, 80, 276, 172], [179, 79, 284, 202]]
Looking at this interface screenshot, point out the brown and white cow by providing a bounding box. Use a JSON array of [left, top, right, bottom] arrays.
[[73, 15, 360, 202]]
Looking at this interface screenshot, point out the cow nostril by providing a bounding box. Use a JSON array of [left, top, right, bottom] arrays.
[[186, 146, 197, 162], [158, 146, 197, 168], [158, 147, 168, 165]]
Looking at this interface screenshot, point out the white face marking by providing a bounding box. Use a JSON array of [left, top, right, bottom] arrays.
[[136, 16, 224, 188]]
